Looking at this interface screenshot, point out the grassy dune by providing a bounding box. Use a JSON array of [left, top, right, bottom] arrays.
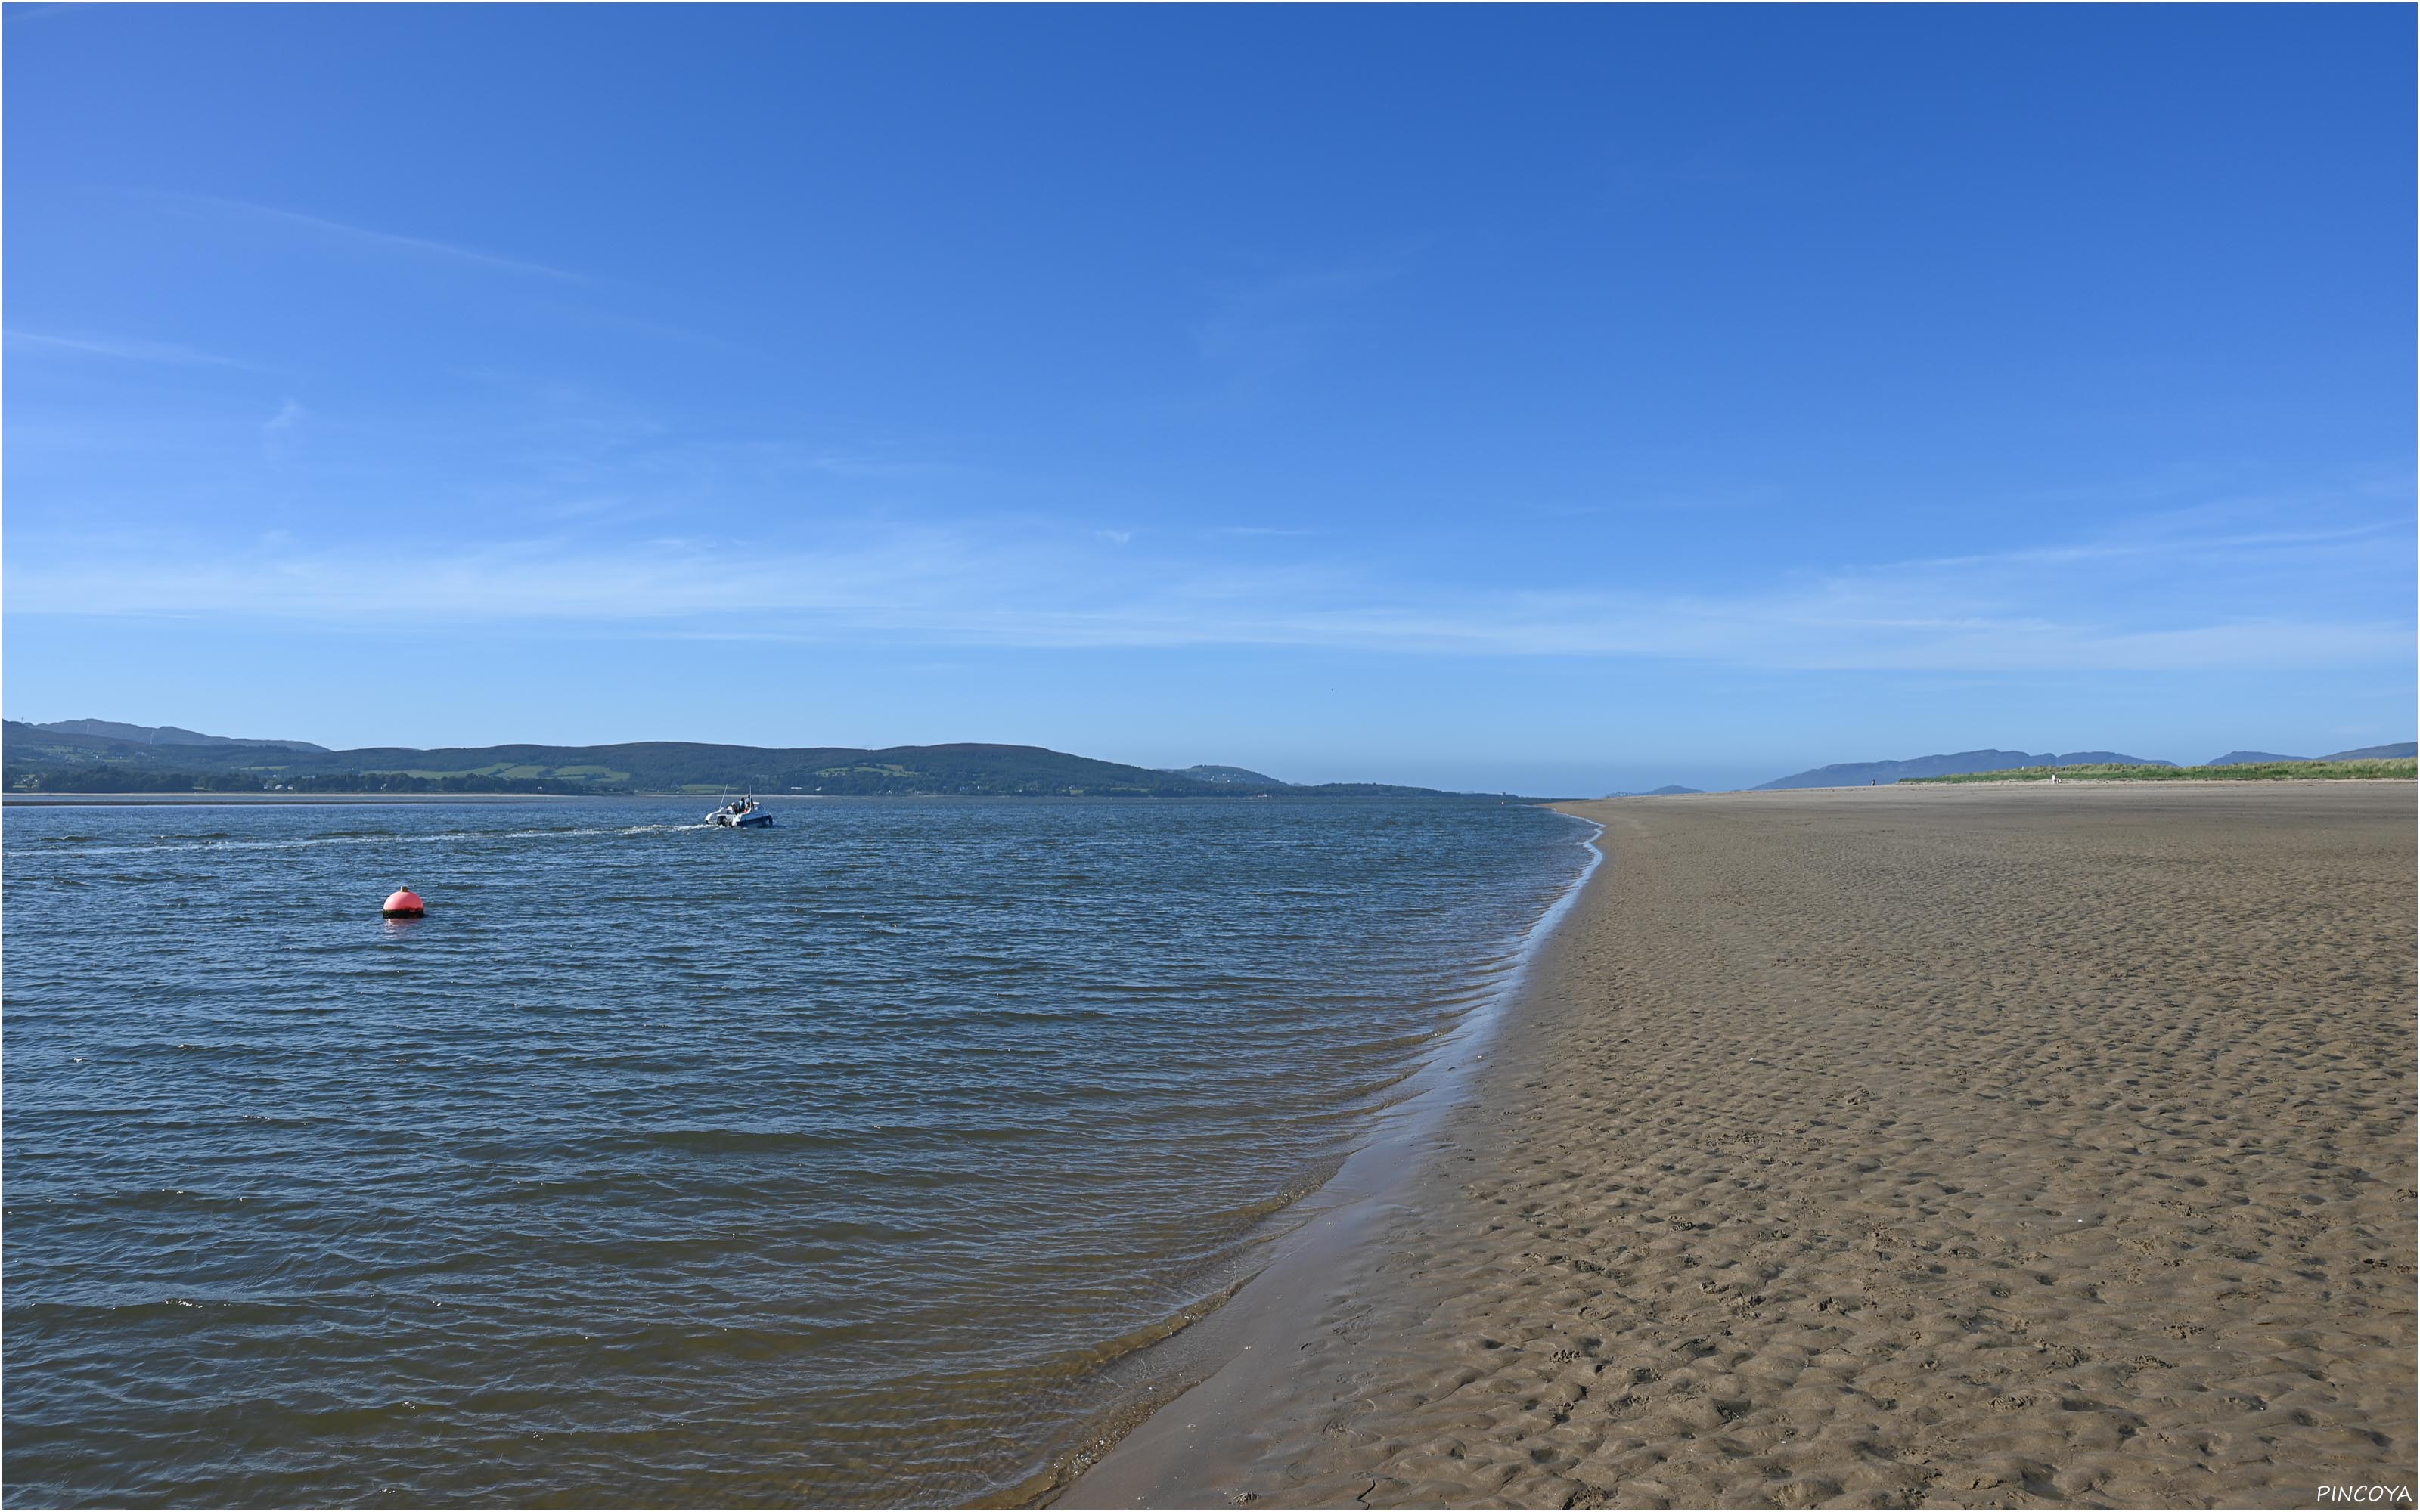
[[1910, 758, 2417, 784]]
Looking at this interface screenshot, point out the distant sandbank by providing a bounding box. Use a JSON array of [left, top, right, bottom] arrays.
[[1067, 781, 2416, 1507]]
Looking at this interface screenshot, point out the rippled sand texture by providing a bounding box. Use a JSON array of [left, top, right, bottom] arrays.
[[1086, 782, 2417, 1508]]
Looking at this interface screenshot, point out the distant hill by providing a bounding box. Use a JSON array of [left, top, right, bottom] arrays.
[[2204, 743, 2415, 765], [1754, 749, 2172, 791], [30, 717, 328, 752], [1644, 785, 1703, 795], [1159, 764, 1286, 786], [1, 720, 1468, 799]]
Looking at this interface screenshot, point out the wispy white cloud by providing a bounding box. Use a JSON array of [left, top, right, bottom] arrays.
[[2, 4, 88, 29], [151, 191, 589, 283], [1190, 263, 1394, 389], [7, 509, 2409, 674], [802, 453, 975, 482], [259, 397, 309, 462], [6, 328, 259, 368]]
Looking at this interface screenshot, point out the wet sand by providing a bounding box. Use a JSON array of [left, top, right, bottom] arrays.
[[1069, 782, 2416, 1508]]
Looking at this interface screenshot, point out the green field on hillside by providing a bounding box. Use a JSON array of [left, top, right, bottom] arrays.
[[1910, 758, 2416, 784]]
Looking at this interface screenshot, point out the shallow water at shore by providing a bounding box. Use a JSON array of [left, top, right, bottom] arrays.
[[2, 796, 1590, 1507]]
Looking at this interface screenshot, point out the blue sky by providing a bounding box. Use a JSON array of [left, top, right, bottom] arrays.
[[5, 5, 2412, 793]]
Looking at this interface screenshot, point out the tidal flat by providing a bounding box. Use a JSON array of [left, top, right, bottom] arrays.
[[1074, 782, 2418, 1508]]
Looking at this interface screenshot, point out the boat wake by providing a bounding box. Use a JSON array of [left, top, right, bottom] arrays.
[[65, 823, 712, 857]]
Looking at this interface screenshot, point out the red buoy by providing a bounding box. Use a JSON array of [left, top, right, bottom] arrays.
[[383, 888, 426, 918]]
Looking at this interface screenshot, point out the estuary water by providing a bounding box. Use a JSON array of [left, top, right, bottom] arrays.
[[3, 796, 1591, 1507]]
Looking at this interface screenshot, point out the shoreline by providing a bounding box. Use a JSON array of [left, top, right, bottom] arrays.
[[20, 779, 2396, 809], [1045, 810, 1607, 1505], [1063, 782, 2417, 1507]]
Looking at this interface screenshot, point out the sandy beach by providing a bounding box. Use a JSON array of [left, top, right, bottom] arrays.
[[1069, 782, 2416, 1508]]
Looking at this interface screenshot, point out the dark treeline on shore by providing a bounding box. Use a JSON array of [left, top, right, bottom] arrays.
[[2, 721, 1473, 799], [6, 768, 582, 795]]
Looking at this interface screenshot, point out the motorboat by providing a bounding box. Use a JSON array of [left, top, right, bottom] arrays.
[[707, 795, 774, 829]]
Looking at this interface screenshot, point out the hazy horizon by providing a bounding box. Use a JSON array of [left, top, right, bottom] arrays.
[[7, 7, 2413, 795]]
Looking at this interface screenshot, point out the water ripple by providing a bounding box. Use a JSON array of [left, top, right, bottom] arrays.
[[5, 795, 1588, 1507]]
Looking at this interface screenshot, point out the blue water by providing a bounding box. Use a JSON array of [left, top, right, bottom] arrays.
[[3, 796, 1591, 1506]]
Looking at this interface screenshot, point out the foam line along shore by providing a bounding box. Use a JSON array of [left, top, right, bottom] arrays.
[[1045, 810, 1606, 1504]]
